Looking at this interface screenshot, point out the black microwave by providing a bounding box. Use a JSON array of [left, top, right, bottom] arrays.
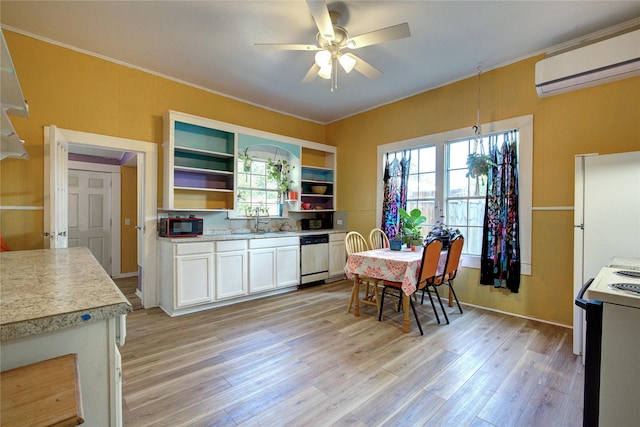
[[159, 217, 203, 237], [301, 216, 333, 230]]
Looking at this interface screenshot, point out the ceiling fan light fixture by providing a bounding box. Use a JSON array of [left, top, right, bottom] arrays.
[[338, 53, 356, 73], [318, 64, 332, 79], [314, 50, 331, 67]]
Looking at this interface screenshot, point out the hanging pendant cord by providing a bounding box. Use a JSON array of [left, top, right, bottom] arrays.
[[473, 66, 483, 155]]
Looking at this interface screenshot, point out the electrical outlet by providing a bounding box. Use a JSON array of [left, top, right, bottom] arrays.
[[337, 219, 343, 225]]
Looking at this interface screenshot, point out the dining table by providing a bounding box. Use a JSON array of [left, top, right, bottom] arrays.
[[344, 247, 449, 333]]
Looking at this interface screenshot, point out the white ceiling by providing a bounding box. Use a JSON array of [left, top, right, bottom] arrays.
[[2, 1, 640, 125]]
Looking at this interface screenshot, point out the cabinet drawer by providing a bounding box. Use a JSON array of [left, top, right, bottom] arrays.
[[330, 232, 346, 242], [175, 242, 214, 255], [216, 240, 248, 252], [249, 236, 299, 249]]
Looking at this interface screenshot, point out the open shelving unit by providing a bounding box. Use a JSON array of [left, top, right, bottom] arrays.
[[162, 111, 338, 213], [164, 111, 236, 211], [1, 30, 29, 160], [298, 147, 336, 212]]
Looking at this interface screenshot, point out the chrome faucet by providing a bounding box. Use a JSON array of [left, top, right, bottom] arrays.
[[254, 206, 268, 233]]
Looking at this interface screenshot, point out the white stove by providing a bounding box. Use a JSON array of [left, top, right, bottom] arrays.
[[581, 258, 640, 426], [586, 266, 640, 309]]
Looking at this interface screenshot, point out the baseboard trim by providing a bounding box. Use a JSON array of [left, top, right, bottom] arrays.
[[458, 300, 572, 329], [112, 272, 138, 279]]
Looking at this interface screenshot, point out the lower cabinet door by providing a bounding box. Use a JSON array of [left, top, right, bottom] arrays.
[[249, 248, 277, 293], [216, 250, 248, 299], [175, 253, 214, 307], [277, 245, 300, 287], [328, 239, 346, 277]]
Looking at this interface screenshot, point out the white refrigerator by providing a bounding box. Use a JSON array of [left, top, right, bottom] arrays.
[[573, 151, 640, 357]]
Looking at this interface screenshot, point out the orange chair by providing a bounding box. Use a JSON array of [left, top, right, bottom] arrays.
[[0, 234, 10, 251], [378, 239, 443, 335], [368, 228, 389, 250], [345, 232, 381, 314], [422, 235, 464, 324]]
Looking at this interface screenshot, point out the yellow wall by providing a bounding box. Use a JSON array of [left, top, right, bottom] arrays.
[[0, 30, 325, 251], [327, 57, 640, 326], [2, 30, 639, 325]]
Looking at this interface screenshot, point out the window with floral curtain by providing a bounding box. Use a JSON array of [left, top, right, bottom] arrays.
[[381, 151, 411, 239], [480, 131, 520, 292]]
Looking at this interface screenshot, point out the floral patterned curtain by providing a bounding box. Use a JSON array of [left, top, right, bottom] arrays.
[[480, 132, 521, 292], [381, 151, 411, 239]]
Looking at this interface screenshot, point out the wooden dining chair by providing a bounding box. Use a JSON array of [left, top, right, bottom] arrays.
[[378, 239, 443, 335], [345, 232, 381, 314], [422, 235, 464, 324], [368, 228, 402, 311], [369, 228, 390, 250]]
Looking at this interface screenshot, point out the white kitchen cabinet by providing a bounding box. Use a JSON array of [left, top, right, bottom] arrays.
[[249, 236, 299, 293], [215, 240, 248, 300], [159, 241, 214, 314], [158, 234, 305, 315], [249, 247, 277, 293], [328, 232, 346, 279], [174, 242, 215, 308], [277, 245, 300, 287]]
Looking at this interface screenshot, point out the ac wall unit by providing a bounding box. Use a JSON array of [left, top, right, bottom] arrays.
[[535, 29, 640, 97]]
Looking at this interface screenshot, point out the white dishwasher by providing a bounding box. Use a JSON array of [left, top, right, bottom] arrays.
[[300, 234, 329, 286]]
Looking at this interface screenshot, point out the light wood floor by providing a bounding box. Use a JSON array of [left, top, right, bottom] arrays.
[[113, 276, 143, 311], [120, 280, 584, 427]]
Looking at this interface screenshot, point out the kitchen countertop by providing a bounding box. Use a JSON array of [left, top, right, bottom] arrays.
[[158, 229, 347, 243], [0, 247, 132, 342]]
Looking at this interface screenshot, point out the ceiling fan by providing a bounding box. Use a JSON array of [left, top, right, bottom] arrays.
[[255, 0, 411, 92]]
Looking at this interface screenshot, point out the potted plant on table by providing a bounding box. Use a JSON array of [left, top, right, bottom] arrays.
[[389, 233, 403, 251], [399, 208, 426, 250], [426, 220, 462, 250]]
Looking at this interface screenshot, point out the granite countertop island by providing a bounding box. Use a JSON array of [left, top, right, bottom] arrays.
[[0, 247, 132, 342]]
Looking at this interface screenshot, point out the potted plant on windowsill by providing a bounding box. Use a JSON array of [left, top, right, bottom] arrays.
[[400, 208, 426, 250]]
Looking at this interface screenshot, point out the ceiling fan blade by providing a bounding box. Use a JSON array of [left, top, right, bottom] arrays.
[[306, 0, 335, 42], [302, 64, 320, 83], [348, 23, 411, 49], [255, 43, 320, 51], [349, 54, 383, 80]]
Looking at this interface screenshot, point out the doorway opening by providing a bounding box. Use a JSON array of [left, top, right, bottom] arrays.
[[44, 126, 158, 308]]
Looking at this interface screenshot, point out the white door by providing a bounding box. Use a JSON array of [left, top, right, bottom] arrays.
[[44, 125, 69, 248], [573, 151, 640, 355], [68, 169, 112, 274]]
